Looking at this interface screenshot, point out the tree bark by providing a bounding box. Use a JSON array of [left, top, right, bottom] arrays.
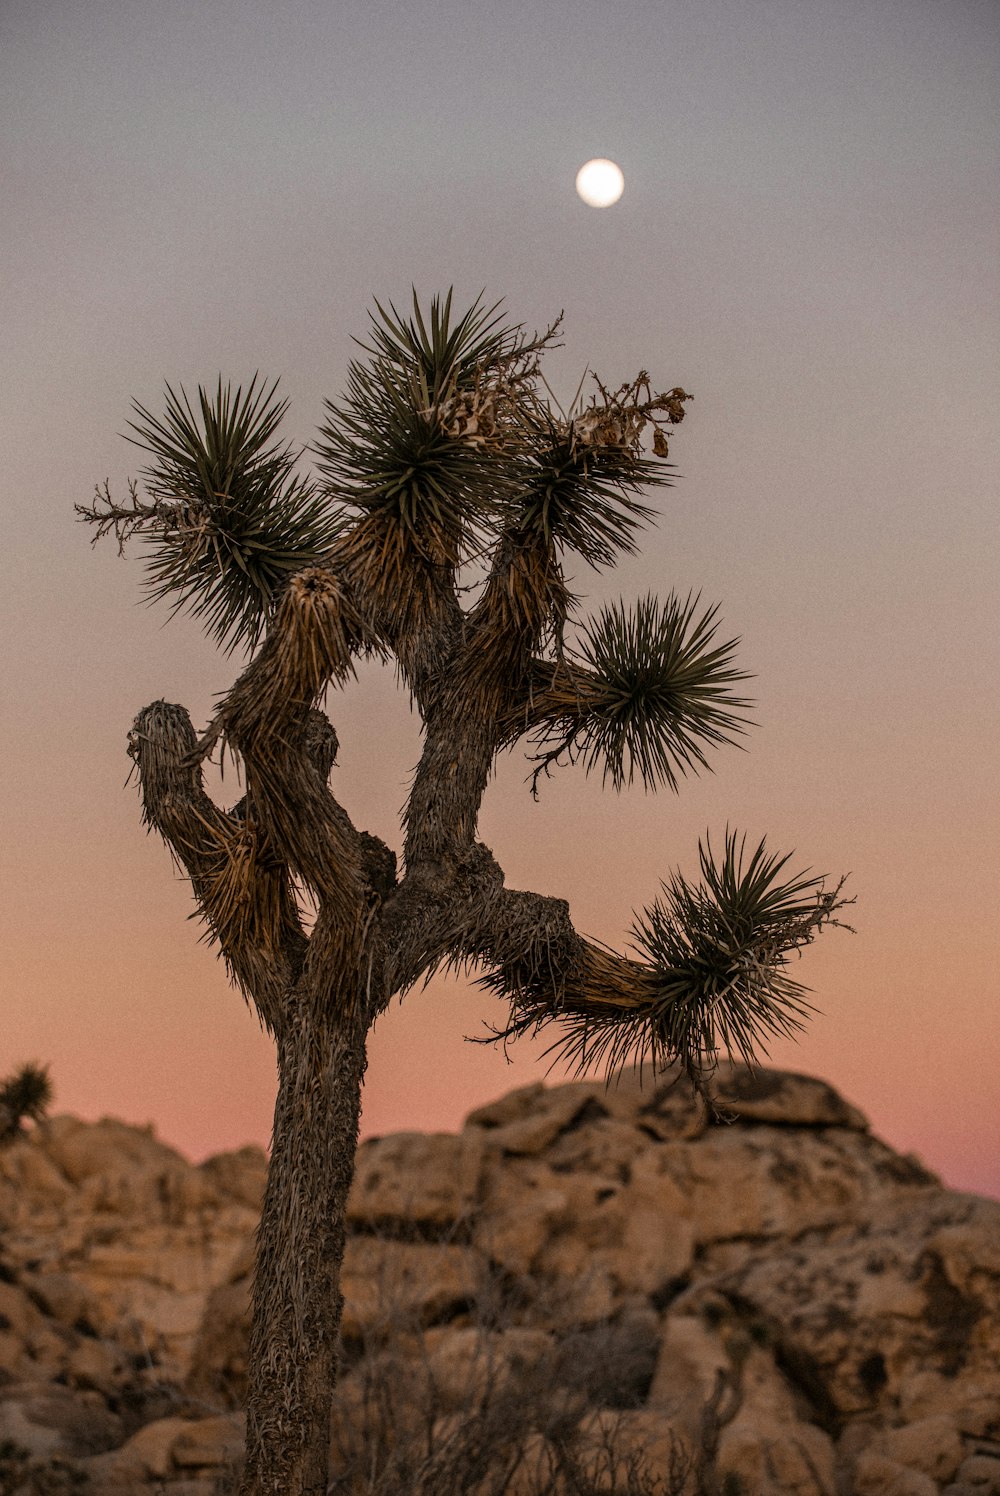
[[240, 992, 368, 1495]]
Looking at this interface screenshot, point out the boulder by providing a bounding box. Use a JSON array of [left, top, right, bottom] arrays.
[[0, 1065, 996, 1496], [340, 1236, 483, 1341], [347, 1129, 484, 1228]]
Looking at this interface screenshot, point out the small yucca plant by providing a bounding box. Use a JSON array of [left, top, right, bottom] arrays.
[[0, 1063, 53, 1143]]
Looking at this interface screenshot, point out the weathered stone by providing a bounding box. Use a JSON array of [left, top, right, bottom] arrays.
[[464, 1081, 548, 1129], [0, 1069, 996, 1496], [638, 1122, 936, 1247], [421, 1324, 553, 1411], [64, 1332, 128, 1392], [0, 1112, 260, 1391], [647, 1310, 733, 1432], [475, 1089, 611, 1156], [877, 1415, 965, 1482], [947, 1453, 1000, 1492], [498, 1430, 566, 1496], [185, 1275, 251, 1403], [853, 1449, 940, 1496], [898, 1369, 1000, 1438], [340, 1237, 482, 1340], [0, 1381, 121, 1458], [542, 1115, 653, 1179], [474, 1157, 572, 1274], [37, 1114, 187, 1188], [0, 1390, 65, 1458], [171, 1411, 245, 1467], [575, 1407, 696, 1494], [539, 1153, 695, 1298], [197, 1144, 267, 1209], [82, 1415, 193, 1482], [21, 1268, 103, 1334], [712, 1062, 871, 1130], [0, 1280, 57, 1351], [708, 1190, 1000, 1418], [347, 1129, 484, 1227], [717, 1417, 837, 1496]]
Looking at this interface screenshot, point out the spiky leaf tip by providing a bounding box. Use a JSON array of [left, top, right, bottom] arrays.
[[629, 830, 851, 1080], [315, 290, 558, 557], [572, 593, 752, 790], [126, 376, 342, 653]]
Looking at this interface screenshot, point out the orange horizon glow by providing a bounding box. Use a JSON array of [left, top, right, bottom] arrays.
[[3, 0, 997, 1205]]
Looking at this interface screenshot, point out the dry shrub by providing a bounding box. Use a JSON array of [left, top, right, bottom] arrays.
[[326, 1252, 694, 1496]]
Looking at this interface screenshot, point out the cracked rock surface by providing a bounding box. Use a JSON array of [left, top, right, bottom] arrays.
[[0, 1064, 996, 1494]]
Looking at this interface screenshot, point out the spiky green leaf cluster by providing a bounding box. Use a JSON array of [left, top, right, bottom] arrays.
[[572, 594, 752, 790], [511, 410, 661, 567], [0, 1063, 53, 1142], [315, 291, 538, 552], [536, 833, 846, 1082], [629, 833, 838, 1073], [127, 377, 341, 653]]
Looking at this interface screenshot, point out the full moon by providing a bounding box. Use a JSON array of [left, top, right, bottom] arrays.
[[575, 158, 625, 207]]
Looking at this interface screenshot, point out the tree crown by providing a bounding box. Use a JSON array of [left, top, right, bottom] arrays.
[[79, 290, 850, 1087]]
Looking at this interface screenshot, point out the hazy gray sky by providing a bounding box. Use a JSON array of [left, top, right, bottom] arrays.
[[3, 0, 998, 1193]]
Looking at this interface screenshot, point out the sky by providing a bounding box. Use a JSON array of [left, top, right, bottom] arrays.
[[3, 0, 998, 1198]]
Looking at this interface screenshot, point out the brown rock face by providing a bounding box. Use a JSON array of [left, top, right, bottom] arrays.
[[0, 1063, 996, 1495]]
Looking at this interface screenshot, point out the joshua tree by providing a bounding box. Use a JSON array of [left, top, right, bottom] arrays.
[[0, 1063, 52, 1144], [79, 292, 848, 1495]]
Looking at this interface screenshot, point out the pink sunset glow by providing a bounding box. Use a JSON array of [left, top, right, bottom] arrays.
[[3, 0, 997, 1198]]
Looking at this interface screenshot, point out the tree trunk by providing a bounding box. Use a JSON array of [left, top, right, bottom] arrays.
[[240, 998, 368, 1496]]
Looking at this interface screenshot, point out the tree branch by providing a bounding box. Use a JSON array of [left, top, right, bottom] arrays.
[[196, 569, 374, 936], [377, 842, 504, 999], [129, 700, 307, 1036], [451, 844, 851, 1089]]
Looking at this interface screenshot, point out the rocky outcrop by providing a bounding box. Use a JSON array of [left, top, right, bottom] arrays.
[[0, 1065, 996, 1494]]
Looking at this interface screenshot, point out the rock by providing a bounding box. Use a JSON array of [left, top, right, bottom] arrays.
[[82, 1415, 197, 1483], [0, 1280, 65, 1379], [947, 1453, 1000, 1492], [717, 1417, 837, 1496], [536, 1150, 695, 1299], [500, 1429, 565, 1496], [421, 1324, 553, 1411], [877, 1415, 965, 1482], [712, 1062, 872, 1130], [474, 1156, 574, 1275], [0, 1381, 121, 1457], [469, 1086, 610, 1156], [463, 1081, 548, 1129], [574, 1406, 696, 1493], [197, 1144, 267, 1209], [898, 1369, 1000, 1438], [340, 1236, 482, 1341], [541, 1114, 654, 1179], [0, 1110, 261, 1386], [707, 1190, 1000, 1419], [21, 1268, 103, 1335], [347, 1129, 484, 1228], [854, 1450, 940, 1496], [185, 1274, 251, 1404], [637, 1121, 936, 1247], [64, 1332, 128, 1392], [647, 1309, 733, 1433], [171, 1412, 245, 1467], [0, 1391, 64, 1459], [37, 1114, 187, 1190], [0, 1066, 996, 1496]]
